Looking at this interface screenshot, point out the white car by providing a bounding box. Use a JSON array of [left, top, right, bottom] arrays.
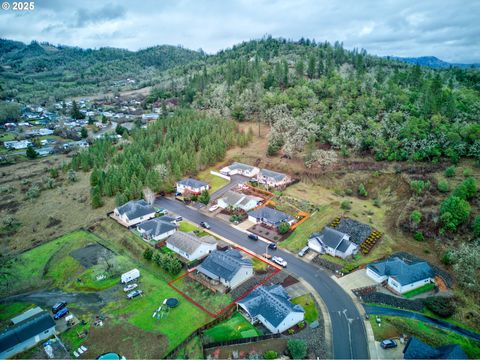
[[123, 283, 138, 292], [208, 204, 219, 212], [272, 256, 287, 267]]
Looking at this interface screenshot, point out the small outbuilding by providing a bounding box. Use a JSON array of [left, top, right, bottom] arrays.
[[121, 268, 140, 284]]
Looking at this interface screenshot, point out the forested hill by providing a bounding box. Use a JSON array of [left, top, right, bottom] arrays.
[[387, 56, 480, 69], [149, 37, 480, 164], [0, 39, 203, 102]]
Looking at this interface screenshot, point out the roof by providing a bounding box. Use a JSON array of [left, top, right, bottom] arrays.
[[0, 312, 55, 353], [403, 337, 467, 359], [167, 232, 216, 256], [259, 169, 287, 182], [197, 249, 252, 281], [227, 162, 257, 172], [176, 178, 208, 189], [367, 257, 434, 285], [247, 207, 294, 225], [237, 285, 304, 328], [310, 227, 349, 251], [336, 239, 352, 253], [157, 215, 176, 223], [137, 218, 176, 237], [115, 200, 155, 220], [10, 307, 43, 325], [219, 191, 262, 208]]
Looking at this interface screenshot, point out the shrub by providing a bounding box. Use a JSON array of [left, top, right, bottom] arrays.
[[452, 178, 477, 200], [263, 350, 278, 360], [410, 180, 431, 195], [463, 168, 472, 177], [198, 190, 210, 205], [424, 296, 457, 318], [358, 183, 368, 197], [341, 263, 358, 274], [143, 248, 153, 261], [441, 250, 454, 265], [444, 166, 456, 178], [345, 188, 353, 196], [474, 216, 480, 237], [410, 210, 422, 224], [26, 145, 38, 159], [437, 180, 449, 193], [288, 339, 307, 360], [414, 231, 424, 241], [341, 201, 351, 210], [373, 198, 381, 208], [278, 222, 290, 234], [67, 169, 78, 182], [440, 196, 470, 232], [26, 185, 40, 199]]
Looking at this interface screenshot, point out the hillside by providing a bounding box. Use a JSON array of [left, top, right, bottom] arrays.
[[388, 56, 480, 69]]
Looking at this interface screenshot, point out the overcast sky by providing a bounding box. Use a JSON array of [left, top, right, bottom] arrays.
[[1, 0, 479, 63]]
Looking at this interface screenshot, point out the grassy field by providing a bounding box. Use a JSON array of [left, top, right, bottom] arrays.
[[197, 168, 229, 194], [203, 311, 261, 343], [291, 294, 318, 324], [175, 335, 204, 359], [0, 302, 35, 327]]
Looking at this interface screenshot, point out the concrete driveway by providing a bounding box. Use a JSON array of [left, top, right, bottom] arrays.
[[336, 268, 377, 293], [374, 340, 405, 360], [210, 174, 250, 200]]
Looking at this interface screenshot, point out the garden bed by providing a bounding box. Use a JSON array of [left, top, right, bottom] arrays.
[[247, 223, 289, 242]]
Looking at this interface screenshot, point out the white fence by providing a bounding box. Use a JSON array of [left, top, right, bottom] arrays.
[[210, 170, 230, 181]]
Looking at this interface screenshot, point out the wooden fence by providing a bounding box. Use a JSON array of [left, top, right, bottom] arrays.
[[203, 333, 282, 349]]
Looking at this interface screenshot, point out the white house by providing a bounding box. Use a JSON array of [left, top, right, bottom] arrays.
[[256, 169, 291, 188], [217, 190, 262, 212], [113, 200, 156, 227], [137, 217, 177, 241], [220, 162, 260, 178], [176, 178, 209, 195], [166, 231, 217, 261], [247, 207, 296, 227], [121, 268, 140, 283], [366, 257, 434, 295], [4, 140, 32, 150], [237, 285, 305, 334], [308, 227, 358, 259], [196, 249, 253, 289]]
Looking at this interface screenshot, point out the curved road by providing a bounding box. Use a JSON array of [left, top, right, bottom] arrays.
[[155, 197, 369, 359]]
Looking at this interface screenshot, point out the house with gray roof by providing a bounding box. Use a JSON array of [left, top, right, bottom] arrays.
[[137, 217, 177, 242], [176, 178, 209, 195], [237, 285, 304, 334], [196, 249, 253, 289], [166, 232, 217, 261], [403, 337, 467, 359], [113, 200, 156, 227], [247, 207, 296, 228], [0, 310, 56, 359], [366, 257, 434, 294], [308, 227, 358, 259], [220, 162, 259, 177], [256, 168, 291, 188], [217, 190, 262, 212]]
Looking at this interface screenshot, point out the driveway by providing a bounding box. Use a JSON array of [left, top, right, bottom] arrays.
[[336, 269, 377, 293], [154, 197, 369, 360], [210, 174, 250, 200], [374, 341, 405, 360]]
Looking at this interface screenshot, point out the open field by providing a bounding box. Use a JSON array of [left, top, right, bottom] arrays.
[[203, 311, 261, 343]]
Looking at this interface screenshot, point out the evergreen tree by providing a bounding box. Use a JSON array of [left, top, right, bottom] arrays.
[[26, 145, 38, 159]]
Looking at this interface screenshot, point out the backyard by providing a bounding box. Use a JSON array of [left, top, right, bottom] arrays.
[[203, 311, 261, 343], [197, 168, 229, 194], [291, 294, 318, 324]]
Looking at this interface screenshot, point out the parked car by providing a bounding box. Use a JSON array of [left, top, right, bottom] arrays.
[[175, 216, 183, 222], [52, 301, 67, 314], [380, 339, 397, 349], [248, 233, 259, 241], [272, 256, 287, 267], [156, 208, 167, 215], [262, 253, 272, 260], [127, 290, 143, 299], [208, 204, 219, 212], [298, 246, 310, 257], [123, 283, 138, 292], [200, 221, 211, 229], [53, 307, 69, 320], [268, 242, 277, 250]]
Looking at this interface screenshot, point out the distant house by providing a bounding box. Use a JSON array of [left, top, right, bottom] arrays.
[[176, 178, 209, 195], [166, 231, 217, 261], [137, 218, 177, 241], [196, 249, 253, 289], [3, 140, 32, 150], [308, 227, 358, 259], [113, 200, 156, 227], [0, 310, 56, 359], [217, 190, 262, 212], [237, 285, 305, 334], [256, 169, 291, 188], [403, 337, 467, 359], [220, 162, 260, 178], [366, 257, 434, 295], [247, 207, 295, 227], [142, 113, 159, 121]]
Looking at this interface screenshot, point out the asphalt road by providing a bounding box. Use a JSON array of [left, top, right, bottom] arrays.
[[155, 197, 370, 359]]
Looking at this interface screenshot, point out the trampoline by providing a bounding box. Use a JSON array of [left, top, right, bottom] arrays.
[[165, 298, 179, 308]]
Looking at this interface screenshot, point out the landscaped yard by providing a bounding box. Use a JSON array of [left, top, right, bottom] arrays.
[[178, 220, 209, 237], [197, 168, 229, 194], [291, 294, 318, 324], [403, 283, 436, 299], [203, 311, 261, 343]]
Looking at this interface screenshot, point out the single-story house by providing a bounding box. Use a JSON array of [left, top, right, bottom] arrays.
[[237, 285, 305, 334], [217, 190, 262, 212], [256, 169, 291, 188], [403, 337, 467, 359], [248, 207, 295, 228], [166, 231, 217, 261], [366, 257, 434, 295], [308, 227, 358, 259], [0, 310, 56, 359], [176, 178, 209, 195], [3, 140, 32, 150], [137, 218, 177, 241], [220, 162, 260, 177], [196, 249, 253, 289], [113, 200, 156, 227]]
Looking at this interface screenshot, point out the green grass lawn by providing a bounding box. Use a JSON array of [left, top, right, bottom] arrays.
[[197, 169, 229, 194], [403, 283, 436, 299], [61, 321, 90, 351], [252, 257, 269, 272], [0, 302, 35, 327], [0, 132, 15, 142], [178, 221, 209, 237], [203, 311, 261, 343], [291, 294, 318, 323]]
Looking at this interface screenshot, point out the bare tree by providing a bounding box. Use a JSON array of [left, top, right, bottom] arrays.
[[143, 187, 155, 205]]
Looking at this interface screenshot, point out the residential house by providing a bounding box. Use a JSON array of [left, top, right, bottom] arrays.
[[237, 285, 305, 334], [220, 162, 260, 177], [256, 169, 291, 188], [166, 231, 217, 261], [142, 113, 159, 121], [308, 227, 358, 259], [196, 249, 253, 289], [217, 190, 262, 212], [137, 218, 177, 241], [176, 178, 209, 195], [0, 310, 56, 359], [403, 337, 467, 359], [247, 207, 295, 227], [366, 257, 434, 295], [4, 140, 32, 150], [113, 200, 156, 227]]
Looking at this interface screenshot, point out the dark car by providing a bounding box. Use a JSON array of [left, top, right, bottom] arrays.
[[268, 242, 277, 250], [53, 307, 69, 320], [248, 233, 258, 241], [200, 221, 211, 229], [127, 290, 143, 299], [380, 339, 397, 349], [52, 301, 67, 314]]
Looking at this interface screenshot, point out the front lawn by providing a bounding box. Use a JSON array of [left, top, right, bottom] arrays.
[[291, 294, 318, 324], [403, 283, 436, 299], [203, 311, 261, 343], [197, 169, 229, 194], [178, 221, 210, 237]]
